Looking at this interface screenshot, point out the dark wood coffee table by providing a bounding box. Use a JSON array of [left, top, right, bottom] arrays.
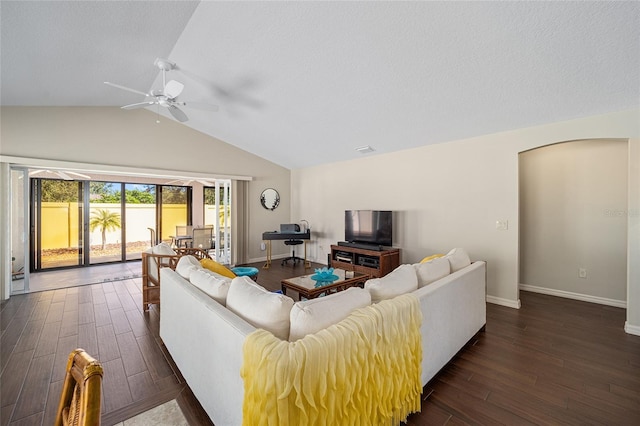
[[281, 268, 370, 300]]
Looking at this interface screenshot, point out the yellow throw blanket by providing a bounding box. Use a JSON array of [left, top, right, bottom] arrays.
[[241, 293, 422, 425]]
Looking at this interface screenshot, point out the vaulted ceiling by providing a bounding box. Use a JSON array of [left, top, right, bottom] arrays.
[[2, 1, 638, 169]]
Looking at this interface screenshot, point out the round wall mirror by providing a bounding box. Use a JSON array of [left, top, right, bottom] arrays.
[[260, 188, 280, 211]]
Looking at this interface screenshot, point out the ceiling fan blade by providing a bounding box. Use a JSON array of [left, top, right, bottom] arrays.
[[104, 82, 149, 97], [166, 179, 191, 185], [164, 80, 184, 98], [181, 101, 220, 112], [168, 105, 189, 122], [56, 171, 73, 180], [122, 101, 155, 110], [67, 171, 91, 180]]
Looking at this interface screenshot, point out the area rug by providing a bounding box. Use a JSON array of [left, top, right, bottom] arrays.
[[117, 399, 188, 426]]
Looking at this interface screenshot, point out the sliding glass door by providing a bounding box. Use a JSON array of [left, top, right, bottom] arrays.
[[32, 179, 165, 270], [89, 181, 122, 264], [32, 178, 85, 270], [204, 180, 231, 263], [31, 179, 193, 271], [159, 185, 191, 245], [125, 184, 156, 260]]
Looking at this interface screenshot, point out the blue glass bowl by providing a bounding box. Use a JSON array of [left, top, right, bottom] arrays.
[[310, 267, 337, 283], [310, 273, 339, 282]]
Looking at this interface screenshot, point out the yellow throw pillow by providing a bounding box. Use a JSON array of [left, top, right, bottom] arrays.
[[200, 258, 236, 279], [420, 253, 445, 263]]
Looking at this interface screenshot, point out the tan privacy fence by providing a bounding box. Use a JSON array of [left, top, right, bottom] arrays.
[[40, 203, 187, 249]]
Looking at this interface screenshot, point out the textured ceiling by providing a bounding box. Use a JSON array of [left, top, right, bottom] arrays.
[[2, 1, 639, 169]]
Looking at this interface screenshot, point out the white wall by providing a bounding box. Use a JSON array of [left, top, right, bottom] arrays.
[[291, 109, 640, 331], [519, 139, 628, 304]]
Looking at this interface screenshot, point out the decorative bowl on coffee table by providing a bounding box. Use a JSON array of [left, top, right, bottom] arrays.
[[310, 267, 339, 284]]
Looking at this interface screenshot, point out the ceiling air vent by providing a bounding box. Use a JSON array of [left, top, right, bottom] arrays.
[[355, 145, 375, 154]]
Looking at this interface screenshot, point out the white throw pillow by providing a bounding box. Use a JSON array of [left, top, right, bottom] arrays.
[[151, 242, 177, 269], [289, 287, 371, 341], [175, 255, 202, 279], [152, 242, 176, 256], [414, 257, 451, 288], [364, 264, 418, 303], [189, 268, 231, 306], [446, 248, 471, 272], [226, 276, 294, 340]]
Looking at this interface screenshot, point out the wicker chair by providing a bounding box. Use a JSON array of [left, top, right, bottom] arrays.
[[141, 247, 211, 311], [54, 349, 103, 426]]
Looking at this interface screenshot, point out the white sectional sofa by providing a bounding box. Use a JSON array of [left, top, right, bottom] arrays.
[[159, 249, 486, 425]]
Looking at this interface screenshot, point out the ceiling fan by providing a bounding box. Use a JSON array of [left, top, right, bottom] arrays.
[[166, 178, 217, 187], [104, 58, 219, 123], [29, 169, 92, 180]]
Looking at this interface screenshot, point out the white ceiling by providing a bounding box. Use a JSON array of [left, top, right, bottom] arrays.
[[2, 1, 639, 170]]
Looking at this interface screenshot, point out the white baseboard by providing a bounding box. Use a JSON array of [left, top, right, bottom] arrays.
[[246, 254, 286, 264], [519, 284, 626, 308], [486, 295, 521, 309], [625, 321, 640, 336]]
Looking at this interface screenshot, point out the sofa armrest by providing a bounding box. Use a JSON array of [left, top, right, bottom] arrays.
[[160, 268, 255, 425], [413, 261, 486, 386], [141, 249, 212, 311]]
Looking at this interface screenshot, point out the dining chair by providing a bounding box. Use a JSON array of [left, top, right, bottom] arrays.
[[173, 225, 193, 248], [192, 227, 214, 254]]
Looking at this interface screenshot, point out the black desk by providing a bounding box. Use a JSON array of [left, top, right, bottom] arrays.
[[262, 230, 311, 269]]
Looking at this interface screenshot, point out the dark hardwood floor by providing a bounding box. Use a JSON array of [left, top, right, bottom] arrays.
[[2, 259, 639, 425]]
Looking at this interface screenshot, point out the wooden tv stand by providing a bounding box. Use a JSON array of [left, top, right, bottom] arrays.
[[330, 245, 401, 278]]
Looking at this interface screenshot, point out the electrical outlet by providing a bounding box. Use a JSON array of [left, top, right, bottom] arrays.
[[260, 242, 266, 251], [578, 268, 587, 279]]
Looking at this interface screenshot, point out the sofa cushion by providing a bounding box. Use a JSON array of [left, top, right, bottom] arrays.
[[446, 248, 471, 272], [176, 255, 203, 279], [288, 287, 371, 341], [364, 264, 418, 303], [189, 268, 231, 306], [226, 276, 294, 340], [414, 257, 450, 288], [146, 243, 177, 282], [201, 258, 236, 279]]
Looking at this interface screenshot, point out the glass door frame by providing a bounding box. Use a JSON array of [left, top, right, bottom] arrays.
[[203, 180, 232, 263], [87, 181, 126, 265], [157, 185, 192, 244], [31, 178, 85, 271], [10, 167, 30, 294]]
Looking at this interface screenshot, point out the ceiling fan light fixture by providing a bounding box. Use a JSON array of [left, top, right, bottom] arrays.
[[154, 58, 176, 71]]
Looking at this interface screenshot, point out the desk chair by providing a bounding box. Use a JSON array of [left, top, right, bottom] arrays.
[[281, 239, 304, 266]]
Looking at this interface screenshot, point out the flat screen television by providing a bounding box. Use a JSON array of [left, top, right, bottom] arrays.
[[345, 210, 393, 247]]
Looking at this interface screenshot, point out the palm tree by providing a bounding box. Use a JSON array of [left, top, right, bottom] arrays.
[[90, 209, 121, 250]]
